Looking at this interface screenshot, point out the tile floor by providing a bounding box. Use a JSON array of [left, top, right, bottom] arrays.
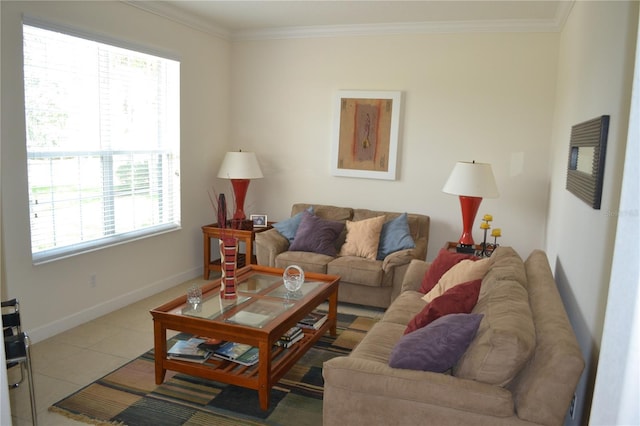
[[8, 276, 384, 426]]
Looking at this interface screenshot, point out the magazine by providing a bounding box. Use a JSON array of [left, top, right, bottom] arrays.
[[233, 347, 259, 366], [213, 342, 259, 366], [167, 338, 212, 363]]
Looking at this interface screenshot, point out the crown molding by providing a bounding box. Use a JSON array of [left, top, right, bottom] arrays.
[[553, 0, 576, 30], [124, 1, 575, 42], [231, 18, 563, 41], [124, 1, 231, 40]]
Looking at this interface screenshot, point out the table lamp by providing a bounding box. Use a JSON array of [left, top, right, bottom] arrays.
[[442, 161, 499, 251], [217, 150, 263, 221]]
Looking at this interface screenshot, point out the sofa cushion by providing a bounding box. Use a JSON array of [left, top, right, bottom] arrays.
[[289, 211, 345, 257], [376, 213, 416, 260], [292, 203, 352, 222], [381, 290, 427, 325], [339, 215, 386, 260], [327, 256, 385, 288], [453, 276, 536, 387], [419, 248, 478, 294], [405, 279, 481, 335], [389, 313, 483, 372], [275, 251, 333, 274], [482, 246, 528, 289], [273, 206, 314, 242], [350, 321, 407, 363], [423, 257, 491, 303]]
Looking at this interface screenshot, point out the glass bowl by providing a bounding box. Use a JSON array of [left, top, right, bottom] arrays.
[[283, 265, 305, 292]]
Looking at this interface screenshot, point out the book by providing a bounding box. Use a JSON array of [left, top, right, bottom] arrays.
[[279, 326, 303, 341], [275, 332, 304, 348], [297, 311, 328, 330], [167, 338, 212, 362]]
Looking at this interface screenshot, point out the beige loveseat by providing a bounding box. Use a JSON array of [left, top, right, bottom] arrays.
[[255, 203, 430, 308], [323, 247, 585, 425]]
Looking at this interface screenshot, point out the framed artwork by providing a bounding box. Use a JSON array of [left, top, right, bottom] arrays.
[[250, 214, 268, 228], [331, 90, 402, 180], [565, 115, 609, 209]]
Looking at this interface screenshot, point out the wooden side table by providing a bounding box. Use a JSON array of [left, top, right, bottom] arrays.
[[201, 223, 272, 280]]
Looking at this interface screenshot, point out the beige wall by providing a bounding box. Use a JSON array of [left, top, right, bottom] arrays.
[[545, 1, 638, 424], [1, 1, 231, 341], [1, 4, 637, 423], [230, 32, 559, 261], [1, 1, 562, 339]]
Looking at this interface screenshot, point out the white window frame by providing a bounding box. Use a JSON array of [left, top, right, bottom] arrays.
[[23, 18, 181, 264]]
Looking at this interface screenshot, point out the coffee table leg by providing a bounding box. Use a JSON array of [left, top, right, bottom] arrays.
[[328, 289, 339, 336], [153, 320, 167, 384], [258, 341, 271, 410]]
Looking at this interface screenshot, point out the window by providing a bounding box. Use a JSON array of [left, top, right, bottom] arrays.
[[23, 21, 181, 264]]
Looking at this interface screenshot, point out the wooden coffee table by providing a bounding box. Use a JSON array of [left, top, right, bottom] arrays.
[[150, 264, 339, 410]]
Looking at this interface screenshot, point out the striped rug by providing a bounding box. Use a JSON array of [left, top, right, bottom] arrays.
[[50, 313, 377, 426]]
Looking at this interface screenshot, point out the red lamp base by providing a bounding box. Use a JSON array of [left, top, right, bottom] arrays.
[[230, 179, 251, 221], [457, 195, 483, 246]]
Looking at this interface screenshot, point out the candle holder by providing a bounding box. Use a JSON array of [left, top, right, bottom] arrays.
[[479, 214, 501, 257], [491, 228, 502, 249]]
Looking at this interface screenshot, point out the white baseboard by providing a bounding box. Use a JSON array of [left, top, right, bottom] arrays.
[[29, 267, 202, 343]]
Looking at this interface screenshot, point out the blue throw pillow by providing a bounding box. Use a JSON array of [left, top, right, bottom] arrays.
[[273, 206, 314, 242], [389, 313, 483, 372], [289, 210, 345, 257], [376, 213, 416, 260]]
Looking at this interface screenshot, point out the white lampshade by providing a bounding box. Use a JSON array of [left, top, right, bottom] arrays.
[[442, 161, 499, 198], [217, 151, 264, 179]]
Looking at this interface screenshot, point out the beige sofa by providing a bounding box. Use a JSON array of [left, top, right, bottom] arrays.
[[323, 247, 585, 425], [255, 203, 430, 308]]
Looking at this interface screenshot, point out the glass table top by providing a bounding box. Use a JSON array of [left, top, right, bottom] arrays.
[[236, 274, 282, 293], [179, 273, 327, 329], [224, 298, 290, 328], [181, 294, 251, 319]]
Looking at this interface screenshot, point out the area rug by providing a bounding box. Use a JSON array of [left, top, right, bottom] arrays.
[[50, 312, 378, 426]]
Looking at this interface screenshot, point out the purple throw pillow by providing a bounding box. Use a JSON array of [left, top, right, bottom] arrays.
[[389, 313, 483, 372], [289, 211, 345, 257]]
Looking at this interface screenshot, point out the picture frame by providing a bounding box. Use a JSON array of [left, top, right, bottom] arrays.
[[250, 214, 268, 228], [565, 115, 609, 209], [331, 90, 402, 180]]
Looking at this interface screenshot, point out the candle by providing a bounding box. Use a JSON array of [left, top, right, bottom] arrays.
[[491, 228, 502, 237], [480, 222, 490, 230], [483, 214, 493, 222]]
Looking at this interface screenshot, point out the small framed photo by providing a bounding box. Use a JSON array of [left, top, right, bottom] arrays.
[[250, 214, 268, 228]]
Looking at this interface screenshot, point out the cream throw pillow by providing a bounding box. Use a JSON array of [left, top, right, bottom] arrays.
[[339, 215, 386, 260], [422, 257, 492, 303]]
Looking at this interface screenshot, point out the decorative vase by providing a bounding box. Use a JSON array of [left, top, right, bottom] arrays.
[[219, 237, 238, 299]]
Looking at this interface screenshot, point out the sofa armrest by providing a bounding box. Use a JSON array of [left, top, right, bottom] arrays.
[[323, 356, 514, 418], [381, 236, 428, 270], [255, 228, 289, 267], [412, 235, 428, 261], [399, 259, 431, 293], [382, 248, 415, 271]]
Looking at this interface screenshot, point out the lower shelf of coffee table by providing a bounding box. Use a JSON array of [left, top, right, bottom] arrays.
[[162, 327, 325, 391]]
